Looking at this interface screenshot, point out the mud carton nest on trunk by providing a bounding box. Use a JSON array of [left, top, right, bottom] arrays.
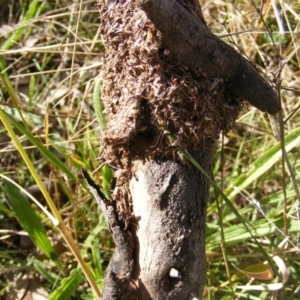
[[99, 0, 241, 166], [91, 0, 279, 298]]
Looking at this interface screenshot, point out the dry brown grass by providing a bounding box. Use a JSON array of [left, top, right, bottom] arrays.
[[0, 0, 299, 299]]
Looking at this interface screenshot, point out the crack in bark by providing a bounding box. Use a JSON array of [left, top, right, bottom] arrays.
[[82, 169, 137, 299]]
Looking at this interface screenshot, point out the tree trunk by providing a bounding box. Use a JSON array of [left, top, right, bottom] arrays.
[[129, 147, 213, 299], [87, 0, 279, 299]]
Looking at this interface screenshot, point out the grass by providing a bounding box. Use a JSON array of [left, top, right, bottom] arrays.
[[0, 0, 299, 299]]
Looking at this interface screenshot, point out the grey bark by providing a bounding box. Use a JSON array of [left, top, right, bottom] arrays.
[[129, 147, 213, 299], [82, 170, 136, 300], [84, 144, 213, 299]]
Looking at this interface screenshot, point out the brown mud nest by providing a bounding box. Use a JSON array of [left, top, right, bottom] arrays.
[[98, 0, 241, 217]]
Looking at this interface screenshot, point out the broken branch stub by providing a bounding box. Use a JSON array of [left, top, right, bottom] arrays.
[[141, 0, 280, 115]]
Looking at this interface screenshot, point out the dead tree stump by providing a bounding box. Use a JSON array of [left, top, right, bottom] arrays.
[[84, 0, 279, 299]]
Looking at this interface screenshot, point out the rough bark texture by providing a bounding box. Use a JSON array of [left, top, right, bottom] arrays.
[[129, 147, 213, 299], [82, 170, 136, 300], [84, 144, 213, 299], [93, 0, 280, 299]]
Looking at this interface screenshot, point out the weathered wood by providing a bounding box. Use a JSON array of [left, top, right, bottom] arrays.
[[82, 170, 136, 300], [94, 0, 280, 299], [141, 0, 280, 115], [84, 142, 212, 299], [129, 147, 213, 299]]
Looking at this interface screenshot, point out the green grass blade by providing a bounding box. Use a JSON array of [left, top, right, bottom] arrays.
[[48, 268, 82, 300], [101, 165, 113, 200], [2, 109, 76, 181], [32, 258, 61, 284], [0, 74, 29, 126], [82, 219, 108, 257], [3, 178, 60, 266], [206, 221, 276, 250], [91, 236, 104, 283], [81, 220, 107, 284], [174, 145, 279, 277], [92, 78, 113, 198], [93, 78, 106, 131], [225, 127, 300, 199], [0, 108, 63, 223], [1, 0, 45, 51]]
